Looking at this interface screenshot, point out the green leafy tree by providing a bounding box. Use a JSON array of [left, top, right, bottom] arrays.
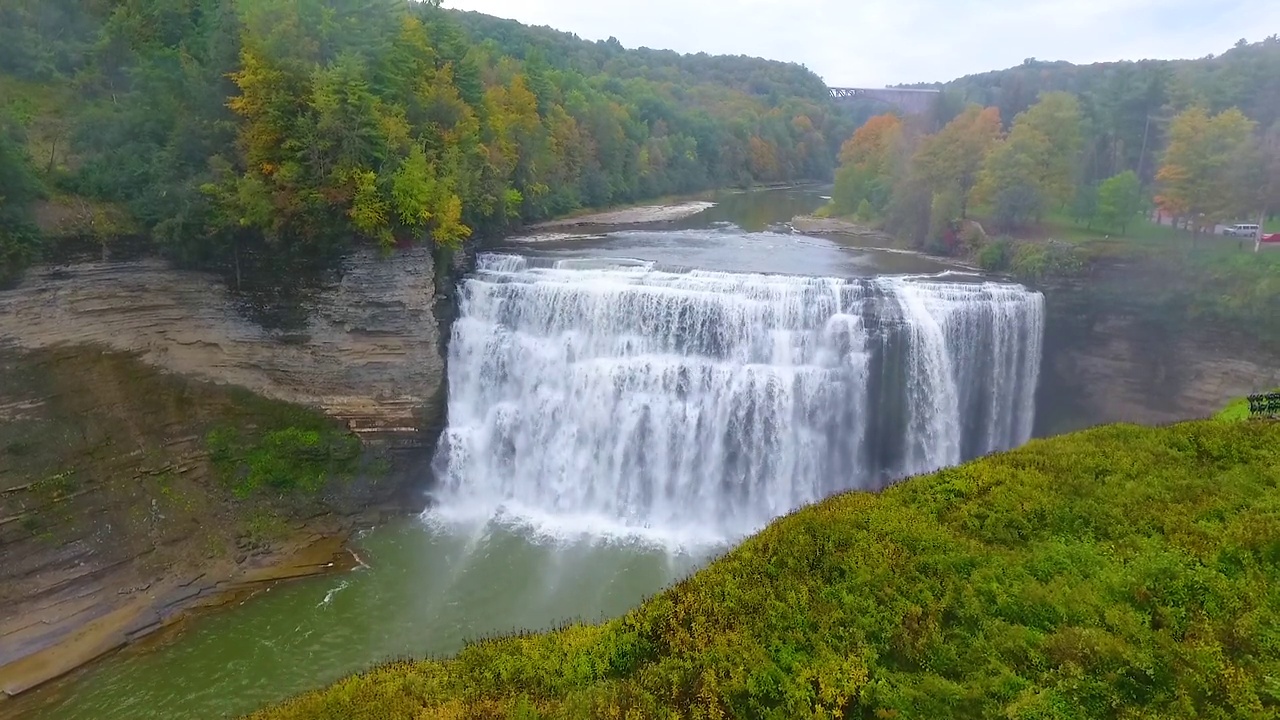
[[1095, 170, 1144, 233], [974, 126, 1050, 230], [1014, 91, 1084, 208], [1071, 182, 1099, 228], [0, 112, 43, 285]]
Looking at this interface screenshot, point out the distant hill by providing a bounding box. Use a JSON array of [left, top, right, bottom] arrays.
[[906, 36, 1280, 132], [446, 10, 834, 103], [884, 37, 1280, 187]]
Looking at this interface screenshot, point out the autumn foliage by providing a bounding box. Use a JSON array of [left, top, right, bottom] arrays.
[[0, 0, 853, 278], [1154, 106, 1257, 233]]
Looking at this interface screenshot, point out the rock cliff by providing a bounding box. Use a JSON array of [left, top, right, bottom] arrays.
[[1035, 275, 1280, 436], [0, 245, 448, 450], [0, 245, 460, 699]]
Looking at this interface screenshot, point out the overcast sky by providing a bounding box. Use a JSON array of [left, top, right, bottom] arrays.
[[444, 0, 1280, 87]]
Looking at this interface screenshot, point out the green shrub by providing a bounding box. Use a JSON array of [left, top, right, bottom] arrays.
[[856, 198, 873, 221], [246, 419, 1280, 720], [206, 415, 361, 498], [1010, 241, 1086, 281], [977, 236, 1014, 271]]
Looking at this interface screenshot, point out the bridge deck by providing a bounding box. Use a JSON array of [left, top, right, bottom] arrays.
[[828, 87, 940, 115]]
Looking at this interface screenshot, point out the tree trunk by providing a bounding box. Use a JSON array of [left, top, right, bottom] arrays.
[[47, 134, 58, 175]]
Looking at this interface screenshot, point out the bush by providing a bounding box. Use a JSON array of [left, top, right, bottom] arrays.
[[247, 419, 1280, 720], [856, 198, 873, 221], [1010, 241, 1086, 281], [977, 236, 1014, 271], [0, 224, 42, 288], [206, 412, 361, 498]]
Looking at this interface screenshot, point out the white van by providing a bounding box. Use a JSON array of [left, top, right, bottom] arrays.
[[1225, 224, 1260, 237]]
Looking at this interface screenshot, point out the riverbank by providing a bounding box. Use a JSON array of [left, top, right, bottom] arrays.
[[791, 215, 983, 271], [0, 242, 461, 699], [529, 200, 718, 229], [0, 345, 421, 700], [247, 414, 1280, 719]]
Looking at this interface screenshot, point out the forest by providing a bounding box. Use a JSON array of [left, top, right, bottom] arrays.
[[0, 0, 853, 285], [916, 36, 1280, 187], [830, 36, 1280, 254]]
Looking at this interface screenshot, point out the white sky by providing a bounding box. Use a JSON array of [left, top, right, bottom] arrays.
[[443, 0, 1280, 87]]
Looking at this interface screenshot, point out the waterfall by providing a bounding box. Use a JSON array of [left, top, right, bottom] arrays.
[[429, 253, 1044, 548]]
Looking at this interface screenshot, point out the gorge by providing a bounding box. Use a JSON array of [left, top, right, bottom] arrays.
[[2, 187, 1277, 719]]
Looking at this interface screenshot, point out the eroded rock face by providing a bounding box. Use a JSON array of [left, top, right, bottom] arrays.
[[0, 246, 446, 448], [1035, 276, 1280, 435], [0, 246, 456, 698], [0, 348, 397, 698]]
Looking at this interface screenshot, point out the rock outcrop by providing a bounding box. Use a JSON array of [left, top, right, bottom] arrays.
[[0, 245, 448, 450], [1035, 275, 1280, 435], [0, 245, 459, 699]]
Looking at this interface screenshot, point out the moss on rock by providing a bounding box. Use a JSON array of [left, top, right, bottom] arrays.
[[205, 388, 362, 498]]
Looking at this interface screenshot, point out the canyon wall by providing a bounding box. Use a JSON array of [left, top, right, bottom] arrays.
[[0, 245, 463, 698], [0, 245, 450, 450], [1035, 275, 1280, 437]]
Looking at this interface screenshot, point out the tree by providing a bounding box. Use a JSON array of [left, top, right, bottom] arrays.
[[913, 104, 1002, 218], [1072, 182, 1099, 229], [5, 0, 856, 273], [0, 111, 43, 285], [1095, 170, 1144, 233], [1014, 92, 1084, 208], [1155, 106, 1256, 237], [830, 113, 903, 216], [974, 128, 1049, 230]]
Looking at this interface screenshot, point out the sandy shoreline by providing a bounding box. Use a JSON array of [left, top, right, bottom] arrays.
[[791, 215, 983, 272], [790, 215, 891, 240], [529, 200, 716, 230]]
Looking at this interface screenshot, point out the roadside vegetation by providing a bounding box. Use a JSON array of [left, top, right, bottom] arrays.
[[248, 416, 1280, 720]]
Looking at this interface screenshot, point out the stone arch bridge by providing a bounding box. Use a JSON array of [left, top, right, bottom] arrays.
[[828, 87, 940, 116]]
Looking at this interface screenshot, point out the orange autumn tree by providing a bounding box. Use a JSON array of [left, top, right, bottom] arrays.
[[831, 113, 904, 217], [912, 105, 1003, 219]]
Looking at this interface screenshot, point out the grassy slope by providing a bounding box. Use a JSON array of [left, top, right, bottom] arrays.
[[1217, 390, 1280, 422], [249, 417, 1280, 720]]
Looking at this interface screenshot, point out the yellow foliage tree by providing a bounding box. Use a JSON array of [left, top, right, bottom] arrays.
[[1156, 106, 1256, 236], [913, 105, 1002, 218]]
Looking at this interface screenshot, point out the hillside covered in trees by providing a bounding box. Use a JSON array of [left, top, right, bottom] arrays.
[[0, 0, 852, 286], [825, 36, 1280, 347], [911, 36, 1280, 189], [833, 37, 1280, 248]]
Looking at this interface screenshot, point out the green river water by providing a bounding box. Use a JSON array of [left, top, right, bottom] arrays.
[[15, 521, 709, 719]]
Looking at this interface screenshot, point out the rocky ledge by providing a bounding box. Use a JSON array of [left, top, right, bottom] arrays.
[[0, 245, 459, 700], [0, 245, 449, 450]]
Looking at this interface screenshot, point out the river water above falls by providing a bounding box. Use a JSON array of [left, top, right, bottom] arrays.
[[17, 187, 1046, 719]]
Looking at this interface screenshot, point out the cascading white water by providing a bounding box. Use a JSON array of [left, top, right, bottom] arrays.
[[430, 253, 1044, 548]]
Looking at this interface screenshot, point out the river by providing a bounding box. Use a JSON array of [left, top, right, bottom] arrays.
[[12, 186, 1045, 719]]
